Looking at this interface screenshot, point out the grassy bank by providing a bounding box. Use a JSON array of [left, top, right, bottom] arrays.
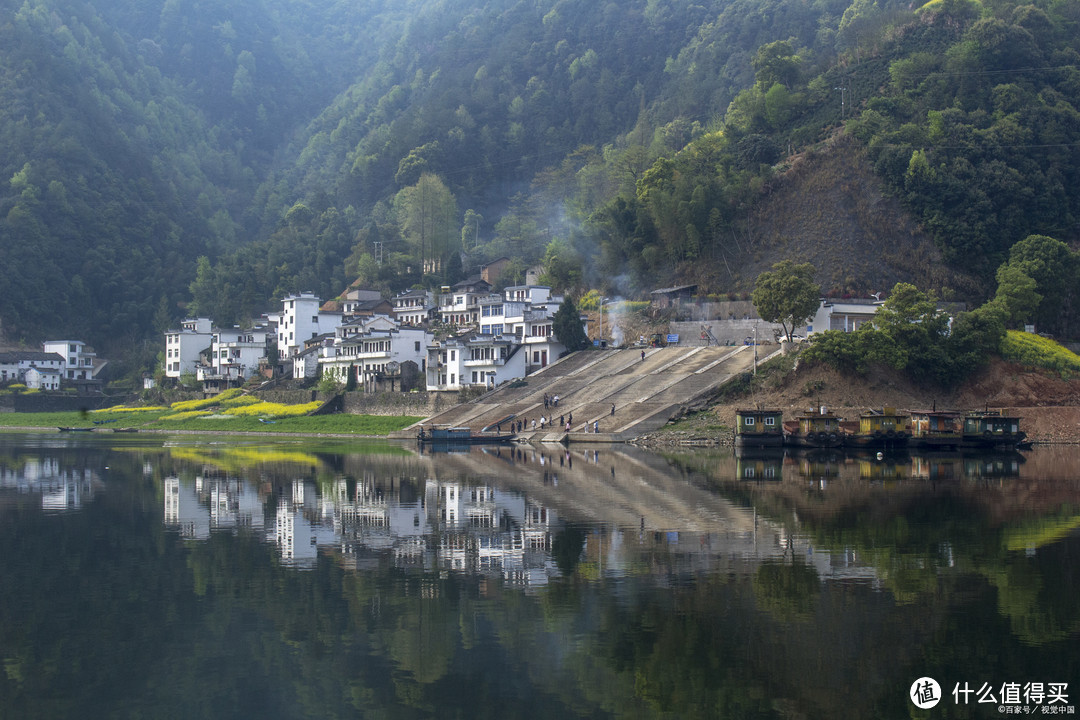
[[0, 406, 422, 435]]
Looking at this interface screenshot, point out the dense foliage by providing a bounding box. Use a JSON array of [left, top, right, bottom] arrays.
[[2, 0, 1080, 372]]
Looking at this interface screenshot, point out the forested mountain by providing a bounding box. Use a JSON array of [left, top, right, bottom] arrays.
[[1, 0, 1078, 372]]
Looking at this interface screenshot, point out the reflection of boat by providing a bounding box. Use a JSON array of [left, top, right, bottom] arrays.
[[735, 408, 784, 447], [416, 426, 515, 444], [842, 408, 910, 449], [784, 408, 843, 448], [910, 450, 1024, 480], [909, 409, 1027, 450], [734, 445, 785, 480]]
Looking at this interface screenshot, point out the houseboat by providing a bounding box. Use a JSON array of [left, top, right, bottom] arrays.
[[783, 407, 843, 448], [734, 408, 784, 447], [842, 407, 911, 449], [416, 425, 515, 444], [960, 410, 1027, 449], [909, 410, 964, 449]]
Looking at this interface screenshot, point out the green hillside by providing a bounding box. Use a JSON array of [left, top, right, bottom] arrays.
[[0, 0, 1078, 375]]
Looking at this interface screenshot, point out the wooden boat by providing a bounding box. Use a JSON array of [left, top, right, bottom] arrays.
[[57, 426, 93, 432], [910, 409, 1026, 450], [842, 407, 910, 449], [416, 426, 515, 444], [734, 408, 784, 447], [783, 408, 843, 448], [960, 410, 1026, 449], [909, 410, 964, 450]]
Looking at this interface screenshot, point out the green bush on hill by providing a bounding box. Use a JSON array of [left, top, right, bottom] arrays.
[[1000, 331, 1080, 376]]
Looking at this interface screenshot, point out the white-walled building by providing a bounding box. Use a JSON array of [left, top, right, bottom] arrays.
[[318, 326, 432, 391], [426, 336, 468, 391], [463, 333, 525, 389], [23, 366, 62, 390], [439, 277, 492, 328], [278, 293, 343, 359], [42, 340, 103, 380], [392, 289, 435, 326], [0, 352, 65, 384], [164, 318, 213, 378], [199, 325, 271, 383], [805, 299, 885, 336]]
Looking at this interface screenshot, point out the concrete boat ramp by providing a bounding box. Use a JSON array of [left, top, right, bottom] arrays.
[[390, 345, 778, 443]]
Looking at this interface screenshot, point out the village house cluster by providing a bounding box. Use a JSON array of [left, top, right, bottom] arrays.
[[0, 340, 105, 393], [163, 275, 572, 393]]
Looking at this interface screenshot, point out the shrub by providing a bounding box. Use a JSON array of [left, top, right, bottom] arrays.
[[163, 410, 213, 421], [223, 401, 322, 418], [1000, 331, 1080, 375]]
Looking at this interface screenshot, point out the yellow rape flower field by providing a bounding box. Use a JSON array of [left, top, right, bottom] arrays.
[[0, 392, 421, 436]]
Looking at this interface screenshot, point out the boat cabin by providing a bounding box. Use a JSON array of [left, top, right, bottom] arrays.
[[735, 409, 783, 436], [858, 407, 910, 436]]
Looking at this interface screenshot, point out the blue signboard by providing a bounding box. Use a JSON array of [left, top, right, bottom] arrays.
[[666, 334, 679, 344]]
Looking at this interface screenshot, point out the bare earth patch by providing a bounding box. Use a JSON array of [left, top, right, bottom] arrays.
[[703, 358, 1080, 444]]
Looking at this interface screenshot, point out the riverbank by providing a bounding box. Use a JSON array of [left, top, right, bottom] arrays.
[[641, 358, 1080, 446]]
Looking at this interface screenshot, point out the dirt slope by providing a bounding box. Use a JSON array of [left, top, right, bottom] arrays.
[[710, 358, 1080, 444]]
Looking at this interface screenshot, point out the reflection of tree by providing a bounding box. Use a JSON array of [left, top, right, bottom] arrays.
[[752, 560, 819, 620]]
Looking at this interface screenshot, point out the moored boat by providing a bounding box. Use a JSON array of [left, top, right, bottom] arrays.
[[783, 407, 843, 448], [416, 425, 515, 444], [842, 407, 910, 449], [734, 408, 784, 447], [960, 409, 1027, 449]]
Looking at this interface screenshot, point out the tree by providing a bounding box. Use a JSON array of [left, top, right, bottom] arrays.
[[552, 296, 590, 353], [394, 173, 458, 275], [751, 261, 820, 342], [993, 264, 1041, 328], [869, 282, 951, 378]]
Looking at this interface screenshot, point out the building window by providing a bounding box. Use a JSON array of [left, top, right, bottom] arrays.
[[764, 417, 775, 426], [745, 416, 756, 426]]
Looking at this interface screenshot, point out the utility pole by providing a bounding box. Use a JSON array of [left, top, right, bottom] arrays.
[[835, 86, 846, 119]]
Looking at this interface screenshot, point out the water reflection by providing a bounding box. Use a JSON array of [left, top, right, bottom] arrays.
[[0, 433, 1077, 719]]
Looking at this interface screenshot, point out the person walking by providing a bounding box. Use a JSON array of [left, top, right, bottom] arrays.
[[593, 420, 599, 433], [640, 349, 645, 362], [610, 403, 615, 417]]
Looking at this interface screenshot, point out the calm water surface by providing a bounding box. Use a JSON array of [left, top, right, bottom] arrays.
[[0, 433, 1077, 719]]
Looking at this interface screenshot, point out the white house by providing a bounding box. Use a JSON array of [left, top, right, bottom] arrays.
[[42, 340, 104, 380], [805, 299, 884, 336], [201, 325, 271, 383], [0, 352, 65, 384], [438, 277, 492, 327], [426, 336, 468, 391], [392, 289, 435, 326], [278, 293, 344, 359], [24, 366, 61, 390], [462, 333, 525, 389], [164, 318, 213, 378], [318, 326, 432, 391]]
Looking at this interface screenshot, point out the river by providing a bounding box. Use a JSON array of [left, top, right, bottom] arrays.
[[0, 432, 1076, 718]]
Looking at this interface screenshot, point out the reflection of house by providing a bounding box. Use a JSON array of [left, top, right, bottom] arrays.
[[163, 475, 266, 540]]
